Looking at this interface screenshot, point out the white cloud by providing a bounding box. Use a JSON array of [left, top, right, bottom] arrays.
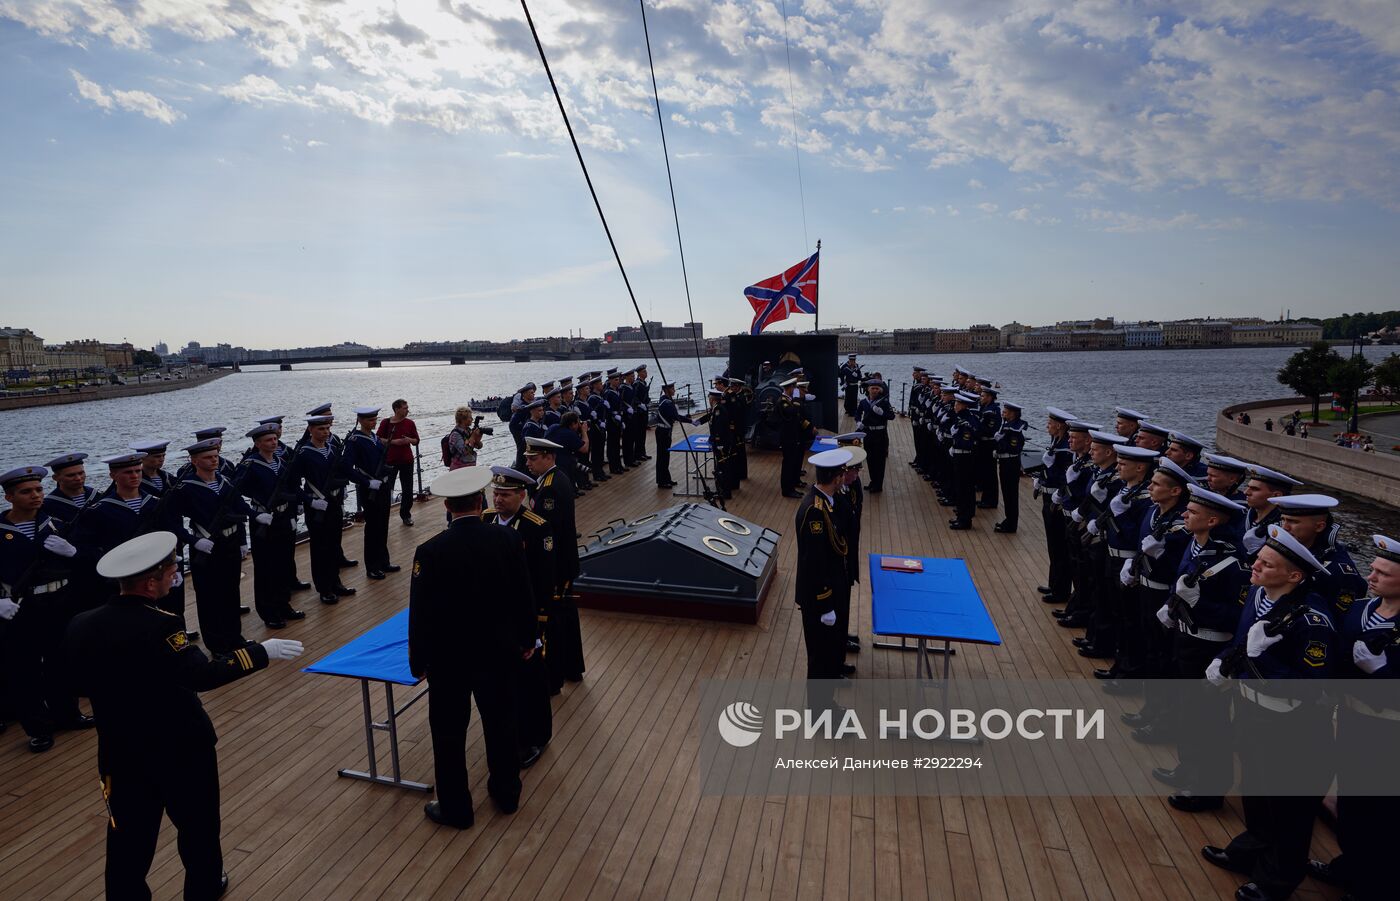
[[305, 139, 327, 147], [967, 178, 985, 189], [70, 68, 182, 123], [977, 202, 999, 213], [1080, 208, 1248, 233], [498, 150, 556, 160], [1009, 207, 1031, 221]]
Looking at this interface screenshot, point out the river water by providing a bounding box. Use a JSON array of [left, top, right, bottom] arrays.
[[3, 345, 1394, 561]]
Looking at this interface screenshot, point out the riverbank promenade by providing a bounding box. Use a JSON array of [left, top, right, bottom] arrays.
[[0, 368, 232, 411], [0, 421, 1344, 900]]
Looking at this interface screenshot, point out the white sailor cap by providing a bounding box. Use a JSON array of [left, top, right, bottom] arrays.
[[1186, 483, 1246, 515], [1247, 464, 1303, 489], [47, 452, 89, 471], [130, 439, 170, 454], [1114, 407, 1149, 422], [707, 388, 725, 397], [523, 436, 563, 456], [489, 466, 535, 490], [193, 426, 226, 441], [1154, 457, 1196, 486], [1203, 452, 1249, 474], [1169, 431, 1205, 451], [1003, 401, 1022, 412], [779, 377, 798, 387], [97, 531, 178, 579], [430, 466, 492, 499], [245, 423, 279, 440], [834, 432, 865, 444], [1046, 406, 1076, 422], [256, 415, 285, 425], [1264, 524, 1325, 574], [1087, 429, 1127, 446], [1065, 419, 1102, 433], [1373, 534, 1400, 564], [843, 446, 868, 467], [809, 448, 854, 468], [1137, 421, 1171, 438], [184, 438, 221, 456], [353, 406, 380, 417], [954, 366, 970, 375], [306, 402, 332, 416], [1, 465, 47, 489], [1267, 494, 1338, 515], [1115, 445, 1160, 463], [954, 391, 979, 404], [102, 452, 147, 469], [306, 414, 334, 426]]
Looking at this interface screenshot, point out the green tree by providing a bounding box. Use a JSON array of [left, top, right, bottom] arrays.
[[1277, 341, 1342, 423], [1374, 353, 1400, 404], [132, 349, 162, 367], [1328, 354, 1374, 433]]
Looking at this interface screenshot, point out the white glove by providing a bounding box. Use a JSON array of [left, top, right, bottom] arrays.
[[0, 598, 19, 620], [43, 535, 77, 557], [171, 570, 184, 587], [1174, 576, 1201, 607], [1246, 620, 1284, 658], [820, 610, 836, 626], [1090, 483, 1108, 502], [1070, 510, 1083, 524], [1051, 490, 1067, 505], [369, 479, 382, 490], [1205, 658, 1226, 687], [1156, 604, 1173, 629], [260, 638, 304, 660], [310, 499, 329, 511], [1141, 534, 1166, 558], [255, 513, 273, 526], [1086, 519, 1100, 536], [194, 538, 215, 555], [1119, 559, 1135, 586], [239, 545, 250, 560], [1353, 640, 1388, 674], [1109, 494, 1128, 516]]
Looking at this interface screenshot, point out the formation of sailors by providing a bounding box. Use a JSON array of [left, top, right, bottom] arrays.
[[1028, 402, 1392, 901]]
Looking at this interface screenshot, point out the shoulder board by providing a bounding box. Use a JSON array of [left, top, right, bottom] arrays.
[[143, 603, 179, 617], [481, 507, 497, 518], [542, 472, 554, 487], [522, 509, 546, 526]]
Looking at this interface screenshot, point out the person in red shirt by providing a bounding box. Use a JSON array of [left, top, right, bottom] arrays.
[[377, 399, 421, 526]]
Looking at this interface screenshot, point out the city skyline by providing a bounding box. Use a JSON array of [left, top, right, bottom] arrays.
[[2, 2, 1398, 347]]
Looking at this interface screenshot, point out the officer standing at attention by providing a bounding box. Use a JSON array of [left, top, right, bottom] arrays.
[[67, 531, 302, 899], [993, 401, 1027, 533], [603, 369, 626, 474], [240, 424, 303, 629], [633, 364, 653, 464], [346, 407, 398, 581], [297, 414, 356, 605], [483, 466, 554, 766], [1036, 408, 1077, 605], [696, 388, 734, 499], [855, 379, 895, 493], [947, 391, 981, 529], [1, 465, 92, 753], [654, 382, 692, 489], [796, 448, 853, 709], [411, 467, 535, 829], [975, 386, 1002, 510], [835, 439, 867, 666], [585, 375, 611, 482], [619, 369, 639, 468], [839, 354, 863, 417], [525, 437, 585, 686], [777, 378, 806, 498], [172, 439, 254, 656], [1202, 525, 1334, 901]]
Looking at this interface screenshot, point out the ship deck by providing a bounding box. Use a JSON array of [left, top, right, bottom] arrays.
[[0, 420, 1344, 900]]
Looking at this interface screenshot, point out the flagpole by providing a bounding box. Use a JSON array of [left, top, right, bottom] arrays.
[[814, 238, 821, 332]]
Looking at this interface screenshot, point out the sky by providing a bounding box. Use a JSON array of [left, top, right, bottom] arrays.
[[1, 0, 1398, 349]]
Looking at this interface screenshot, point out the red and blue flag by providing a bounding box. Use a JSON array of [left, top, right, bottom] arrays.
[[744, 250, 819, 335]]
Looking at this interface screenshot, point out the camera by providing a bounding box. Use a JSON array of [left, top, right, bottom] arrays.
[[473, 415, 494, 436]]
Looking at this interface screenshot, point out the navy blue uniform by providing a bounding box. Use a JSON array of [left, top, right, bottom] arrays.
[[653, 395, 692, 487], [855, 394, 896, 492], [975, 400, 1001, 507], [297, 443, 350, 598], [947, 409, 979, 525], [172, 469, 254, 655], [838, 361, 862, 416], [345, 430, 392, 574], [631, 378, 652, 463], [1038, 437, 1075, 601], [994, 418, 1026, 530], [240, 454, 303, 624], [602, 385, 625, 473]]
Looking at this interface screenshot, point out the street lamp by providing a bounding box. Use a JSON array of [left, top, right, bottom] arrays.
[[1349, 332, 1362, 435]]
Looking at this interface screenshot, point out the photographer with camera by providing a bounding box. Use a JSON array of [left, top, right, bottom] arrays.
[[377, 399, 420, 526], [445, 407, 485, 470]]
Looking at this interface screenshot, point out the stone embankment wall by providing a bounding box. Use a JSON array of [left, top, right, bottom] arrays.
[[0, 369, 233, 411]]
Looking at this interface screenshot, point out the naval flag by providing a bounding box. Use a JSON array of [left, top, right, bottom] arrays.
[[744, 250, 819, 335]]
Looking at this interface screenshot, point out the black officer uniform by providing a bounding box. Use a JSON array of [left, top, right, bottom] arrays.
[[134, 441, 192, 620], [993, 404, 1026, 533], [585, 377, 611, 481], [946, 394, 980, 527], [975, 387, 1002, 508], [481, 468, 554, 761], [346, 411, 395, 579], [239, 426, 303, 627], [619, 376, 639, 467], [529, 448, 584, 685], [794, 456, 851, 710], [296, 419, 355, 603], [1038, 409, 1076, 603], [731, 378, 752, 482], [64, 533, 272, 901], [171, 444, 254, 656], [653, 385, 692, 488], [778, 382, 807, 497], [410, 475, 535, 827], [854, 383, 896, 492], [603, 373, 626, 473], [838, 356, 863, 417], [632, 368, 652, 464]]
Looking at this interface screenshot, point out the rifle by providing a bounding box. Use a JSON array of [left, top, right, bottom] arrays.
[[1165, 557, 1210, 634], [190, 460, 253, 556], [5, 485, 108, 607], [249, 452, 300, 539], [1362, 627, 1400, 655], [1130, 510, 1177, 583], [1220, 598, 1309, 680]]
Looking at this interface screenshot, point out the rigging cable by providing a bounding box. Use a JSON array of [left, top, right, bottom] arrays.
[[779, 0, 811, 254], [518, 0, 721, 506], [637, 0, 708, 406]]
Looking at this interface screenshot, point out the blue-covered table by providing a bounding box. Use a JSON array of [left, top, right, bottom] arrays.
[[668, 433, 714, 497], [868, 555, 1001, 681], [809, 436, 839, 453], [303, 609, 432, 792]]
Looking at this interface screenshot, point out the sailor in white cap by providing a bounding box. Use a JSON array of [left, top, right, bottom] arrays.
[[778, 379, 810, 498], [410, 467, 536, 829], [839, 354, 863, 417], [1, 464, 92, 752], [946, 391, 981, 527], [524, 437, 584, 686], [855, 379, 895, 492], [1312, 533, 1400, 900], [835, 441, 868, 664], [653, 382, 693, 489], [41, 452, 96, 527], [296, 414, 357, 604], [993, 401, 1027, 534], [482, 466, 553, 766], [76, 453, 167, 611], [1268, 494, 1369, 621], [1148, 483, 1249, 812], [65, 531, 301, 900], [346, 406, 398, 581], [796, 448, 854, 707], [1202, 524, 1333, 901], [131, 439, 175, 497], [1036, 407, 1077, 604], [1113, 407, 1149, 445], [1239, 465, 1303, 560], [239, 424, 302, 629], [1203, 452, 1251, 503]]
